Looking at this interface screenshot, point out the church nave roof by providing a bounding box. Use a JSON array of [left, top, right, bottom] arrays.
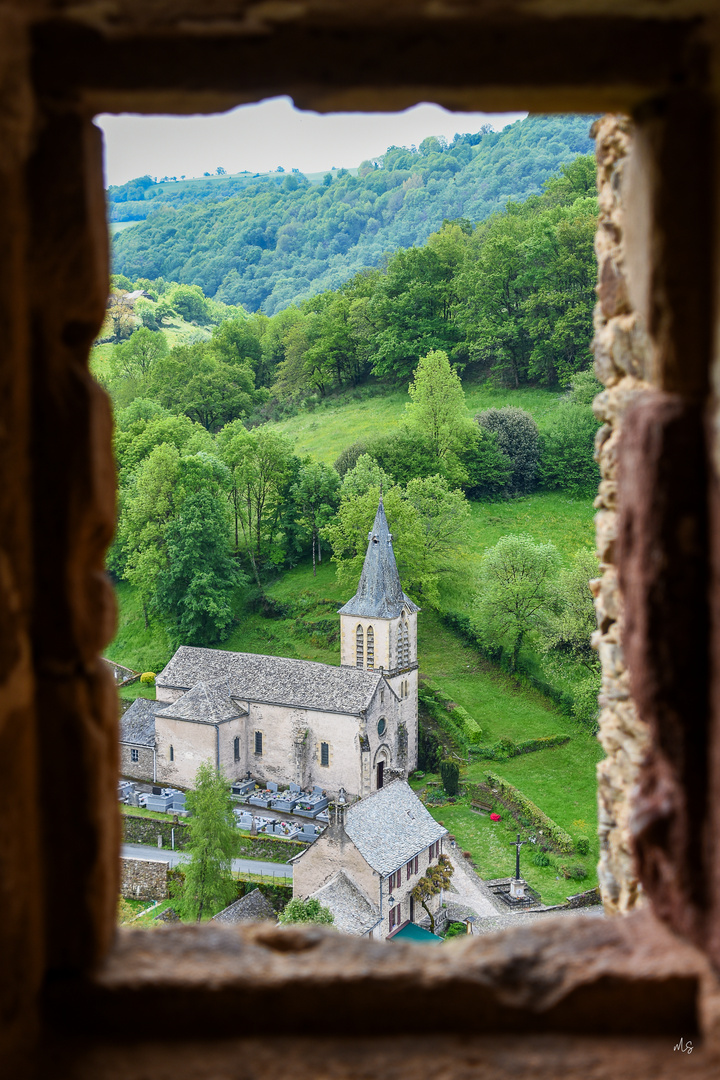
[[157, 646, 386, 715]]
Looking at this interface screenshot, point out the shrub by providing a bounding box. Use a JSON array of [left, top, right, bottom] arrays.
[[475, 406, 540, 493], [140, 671, 156, 684], [538, 401, 600, 497], [576, 837, 590, 856], [333, 440, 368, 477], [440, 759, 460, 797], [443, 921, 467, 939], [418, 723, 441, 772], [560, 864, 588, 880], [533, 851, 551, 867]]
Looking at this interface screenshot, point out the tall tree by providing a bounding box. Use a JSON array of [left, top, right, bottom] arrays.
[[291, 461, 340, 576], [473, 534, 561, 672], [405, 349, 470, 464], [216, 423, 298, 584], [175, 763, 238, 922], [157, 482, 242, 647]]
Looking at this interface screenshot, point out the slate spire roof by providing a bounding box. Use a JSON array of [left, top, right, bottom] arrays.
[[338, 497, 419, 620]]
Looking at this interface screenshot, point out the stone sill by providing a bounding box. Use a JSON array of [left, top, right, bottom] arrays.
[[44, 909, 716, 1042]]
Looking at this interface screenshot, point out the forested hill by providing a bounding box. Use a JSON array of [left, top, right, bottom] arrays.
[[110, 114, 594, 316]]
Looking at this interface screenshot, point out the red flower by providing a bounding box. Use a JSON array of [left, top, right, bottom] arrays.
[[490, 812, 501, 822]]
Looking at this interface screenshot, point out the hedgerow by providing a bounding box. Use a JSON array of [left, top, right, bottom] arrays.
[[472, 733, 570, 761], [416, 678, 483, 747], [470, 772, 576, 854]]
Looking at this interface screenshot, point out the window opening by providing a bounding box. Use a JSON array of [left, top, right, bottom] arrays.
[[169, 745, 174, 762], [233, 736, 240, 762], [131, 748, 139, 763], [377, 716, 386, 736], [255, 731, 263, 755], [377, 760, 384, 789], [320, 741, 329, 766], [400, 620, 409, 666], [356, 624, 364, 668], [366, 625, 374, 668]]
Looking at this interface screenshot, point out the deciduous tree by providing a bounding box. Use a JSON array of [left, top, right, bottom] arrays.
[[175, 763, 238, 922], [474, 534, 561, 672], [411, 854, 454, 933]]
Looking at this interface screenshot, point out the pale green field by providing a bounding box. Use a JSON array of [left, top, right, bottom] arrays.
[[273, 383, 566, 465]]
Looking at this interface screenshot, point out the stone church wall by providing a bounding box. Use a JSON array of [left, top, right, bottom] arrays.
[[119, 742, 154, 784], [293, 826, 379, 906]]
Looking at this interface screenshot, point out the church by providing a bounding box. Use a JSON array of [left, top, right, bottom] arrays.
[[120, 498, 420, 798]]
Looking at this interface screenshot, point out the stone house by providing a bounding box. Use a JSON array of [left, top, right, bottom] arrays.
[[119, 698, 158, 783], [292, 780, 447, 940], [121, 498, 420, 797]]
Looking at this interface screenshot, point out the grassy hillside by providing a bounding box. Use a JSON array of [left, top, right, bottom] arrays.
[[273, 382, 567, 465]]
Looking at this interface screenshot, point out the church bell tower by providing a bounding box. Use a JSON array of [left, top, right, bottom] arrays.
[[338, 498, 419, 775]]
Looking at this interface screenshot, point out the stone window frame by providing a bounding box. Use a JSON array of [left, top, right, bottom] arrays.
[[4, 8, 720, 1069], [130, 748, 139, 763], [320, 741, 330, 767], [254, 731, 263, 756]]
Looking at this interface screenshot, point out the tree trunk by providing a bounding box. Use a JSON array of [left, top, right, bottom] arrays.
[[511, 632, 523, 673], [312, 530, 317, 577], [420, 898, 435, 934]]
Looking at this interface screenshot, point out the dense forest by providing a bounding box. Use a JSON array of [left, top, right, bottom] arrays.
[[110, 114, 594, 314]]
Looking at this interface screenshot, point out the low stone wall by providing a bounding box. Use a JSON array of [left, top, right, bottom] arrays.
[[120, 857, 168, 901], [566, 886, 602, 908]]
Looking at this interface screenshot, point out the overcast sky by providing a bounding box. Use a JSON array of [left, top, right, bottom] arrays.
[[97, 97, 527, 187]]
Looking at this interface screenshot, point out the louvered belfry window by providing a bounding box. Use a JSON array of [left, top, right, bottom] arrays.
[[356, 624, 364, 667], [366, 625, 374, 668], [400, 619, 410, 666]]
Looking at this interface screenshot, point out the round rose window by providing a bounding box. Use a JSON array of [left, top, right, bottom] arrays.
[[377, 717, 387, 736]]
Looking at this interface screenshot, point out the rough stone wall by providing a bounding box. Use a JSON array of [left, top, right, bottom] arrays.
[[119, 857, 167, 901], [119, 743, 154, 783], [590, 115, 655, 914]]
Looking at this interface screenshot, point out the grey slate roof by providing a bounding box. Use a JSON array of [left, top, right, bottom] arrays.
[[212, 888, 277, 924], [119, 697, 164, 746], [310, 871, 379, 936], [338, 497, 419, 619], [162, 678, 247, 723], [157, 647, 384, 715], [344, 780, 446, 877]]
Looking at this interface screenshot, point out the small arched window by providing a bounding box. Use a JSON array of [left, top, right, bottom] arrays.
[[366, 625, 374, 669], [169, 745, 174, 762], [234, 736, 240, 762], [356, 624, 364, 668]]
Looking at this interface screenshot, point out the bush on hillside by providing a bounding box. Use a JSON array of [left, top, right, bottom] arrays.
[[418, 724, 442, 773], [474, 407, 539, 493], [538, 402, 600, 497], [440, 759, 460, 797], [332, 442, 368, 478]]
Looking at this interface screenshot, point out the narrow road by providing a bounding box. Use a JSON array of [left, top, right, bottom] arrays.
[[121, 842, 293, 879]]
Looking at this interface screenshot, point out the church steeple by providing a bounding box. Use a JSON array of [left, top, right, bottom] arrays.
[[338, 497, 419, 620]]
